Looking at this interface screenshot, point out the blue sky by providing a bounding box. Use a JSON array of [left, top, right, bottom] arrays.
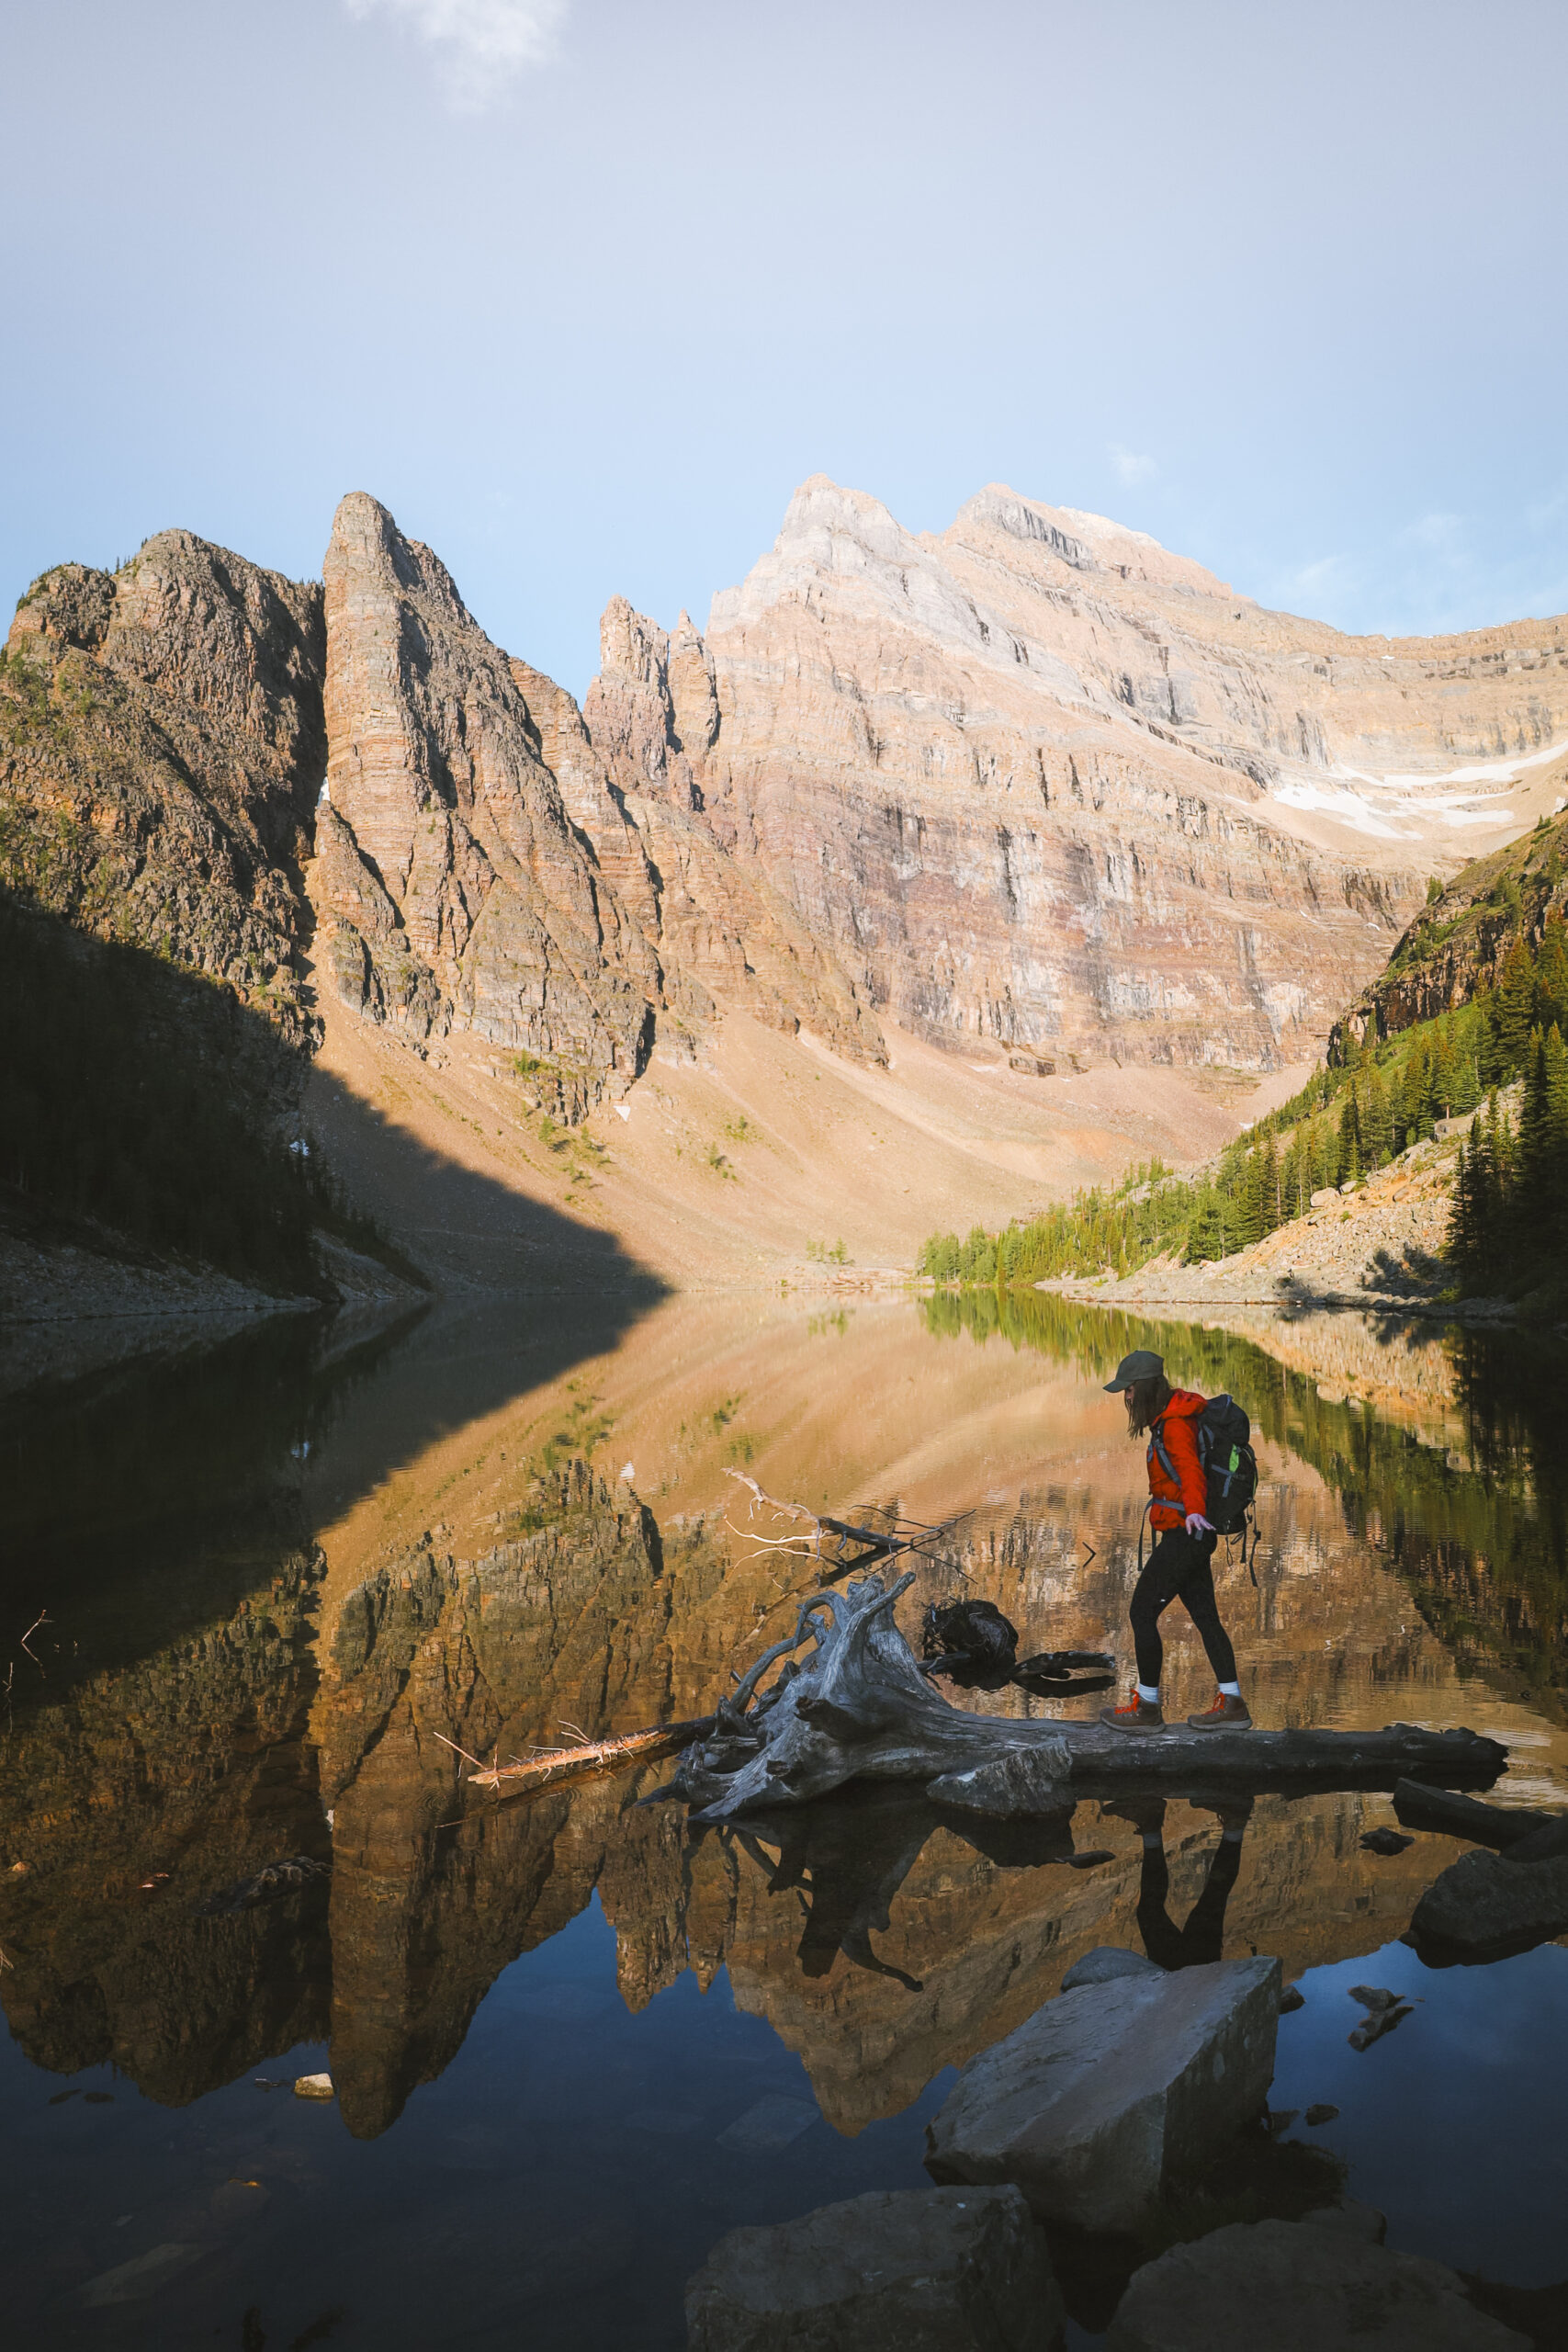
[[3, 0, 1565, 697]]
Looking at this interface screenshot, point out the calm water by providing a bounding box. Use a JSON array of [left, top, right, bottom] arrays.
[[2, 1292, 1565, 2348]]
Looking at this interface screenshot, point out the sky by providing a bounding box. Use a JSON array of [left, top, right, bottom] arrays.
[[2, 0, 1566, 698]]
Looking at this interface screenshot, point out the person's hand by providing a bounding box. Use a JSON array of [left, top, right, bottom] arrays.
[[1184, 1512, 1213, 1536]]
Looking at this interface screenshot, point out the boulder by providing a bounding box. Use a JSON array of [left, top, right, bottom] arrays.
[[923, 1957, 1280, 2234], [684, 2185, 1062, 2351], [1302, 2199, 1384, 2242], [1061, 1947, 1163, 1992], [1409, 1849, 1568, 1958], [1105, 2217, 1529, 2349]]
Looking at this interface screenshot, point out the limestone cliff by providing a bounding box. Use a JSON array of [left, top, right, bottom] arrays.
[[587, 478, 1568, 1073], [314, 496, 884, 1106], [516, 624, 884, 1063], [315, 494, 661, 1107]]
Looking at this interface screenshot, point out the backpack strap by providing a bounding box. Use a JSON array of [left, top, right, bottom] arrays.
[[1149, 1419, 1179, 1488]]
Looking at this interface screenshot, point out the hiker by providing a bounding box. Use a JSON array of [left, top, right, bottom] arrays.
[[1098, 1348, 1252, 1731]]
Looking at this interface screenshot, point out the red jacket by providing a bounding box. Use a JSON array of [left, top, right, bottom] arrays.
[[1146, 1391, 1208, 1530]]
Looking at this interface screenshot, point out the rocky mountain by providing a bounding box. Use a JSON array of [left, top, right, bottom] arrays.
[[0, 538, 344, 1295], [312, 495, 884, 1112], [2, 534, 325, 1061], [588, 479, 1568, 1073], [1331, 791, 1568, 1053], [6, 476, 1566, 1301]]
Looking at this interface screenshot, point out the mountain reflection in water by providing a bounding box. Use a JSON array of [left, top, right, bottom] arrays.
[[2, 1294, 1564, 2346]]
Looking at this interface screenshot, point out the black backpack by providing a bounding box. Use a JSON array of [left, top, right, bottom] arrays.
[[920, 1597, 1018, 1673], [1150, 1394, 1258, 1539], [1194, 1394, 1258, 1533]]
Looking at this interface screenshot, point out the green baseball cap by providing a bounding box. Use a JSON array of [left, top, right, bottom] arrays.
[[1104, 1349, 1165, 1392]]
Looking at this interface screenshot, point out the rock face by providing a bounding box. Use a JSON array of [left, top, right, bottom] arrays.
[[683, 2185, 1062, 2352], [317, 493, 661, 1103], [315, 496, 883, 1099], [1105, 2216, 1529, 2350], [3, 533, 326, 1057], [923, 1957, 1280, 2233], [586, 478, 1568, 1072], [1330, 798, 1568, 1055], [1407, 1847, 1568, 1959]]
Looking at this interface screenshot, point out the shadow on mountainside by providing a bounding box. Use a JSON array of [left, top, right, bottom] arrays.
[[301, 1055, 665, 1295]]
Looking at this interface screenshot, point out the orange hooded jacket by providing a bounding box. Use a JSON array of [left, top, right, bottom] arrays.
[[1146, 1390, 1209, 1531]]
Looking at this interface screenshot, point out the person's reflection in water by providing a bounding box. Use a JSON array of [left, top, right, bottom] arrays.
[[1103, 1795, 1254, 1970]]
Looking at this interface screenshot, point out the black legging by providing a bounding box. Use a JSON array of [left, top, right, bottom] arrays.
[[1137, 1832, 1244, 1971], [1130, 1525, 1238, 1690]]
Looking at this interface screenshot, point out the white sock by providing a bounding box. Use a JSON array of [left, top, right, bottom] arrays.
[[1141, 1829, 1163, 1849], [1221, 1826, 1246, 1842], [1218, 1681, 1241, 1698], [1137, 1683, 1160, 1704]]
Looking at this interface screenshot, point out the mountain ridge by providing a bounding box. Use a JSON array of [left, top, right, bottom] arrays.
[[6, 479, 1566, 1311]]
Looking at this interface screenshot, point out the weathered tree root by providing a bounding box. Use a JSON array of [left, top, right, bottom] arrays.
[[663, 1571, 1510, 1821]]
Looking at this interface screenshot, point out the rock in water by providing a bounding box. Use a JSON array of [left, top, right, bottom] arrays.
[[1060, 1947, 1164, 1992], [923, 1957, 1280, 2234], [683, 2185, 1061, 2351], [1409, 1851, 1568, 1959], [1105, 2217, 1529, 2349]]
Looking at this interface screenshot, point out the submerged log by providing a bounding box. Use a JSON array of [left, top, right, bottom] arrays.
[[662, 1571, 1509, 1822], [458, 1717, 716, 1801]]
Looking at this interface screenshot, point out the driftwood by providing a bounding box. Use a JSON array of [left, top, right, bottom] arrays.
[[1392, 1778, 1545, 1849], [661, 1569, 1509, 1822], [451, 1718, 716, 1801]]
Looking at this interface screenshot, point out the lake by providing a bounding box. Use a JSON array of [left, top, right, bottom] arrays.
[[3, 1291, 1564, 2348]]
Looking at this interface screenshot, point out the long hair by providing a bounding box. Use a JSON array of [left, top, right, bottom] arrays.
[[1124, 1372, 1172, 1437]]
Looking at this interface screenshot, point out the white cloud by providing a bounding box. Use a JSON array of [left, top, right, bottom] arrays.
[[1109, 444, 1156, 487], [344, 0, 570, 109]]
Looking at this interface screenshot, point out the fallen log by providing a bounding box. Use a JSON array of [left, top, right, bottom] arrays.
[[450, 1717, 716, 1801], [1392, 1779, 1546, 1849], [660, 1570, 1509, 1822]]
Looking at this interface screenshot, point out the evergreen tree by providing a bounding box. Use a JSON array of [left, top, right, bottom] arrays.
[[1316, 1114, 1340, 1192], [1491, 933, 1537, 1078], [1448, 1126, 1496, 1289], [1535, 913, 1568, 1038], [1430, 1022, 1457, 1121], [1258, 1132, 1281, 1236], [1516, 1023, 1568, 1263], [1364, 1064, 1393, 1165], [1337, 1091, 1361, 1182]]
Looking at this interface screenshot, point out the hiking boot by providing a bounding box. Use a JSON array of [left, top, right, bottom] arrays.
[[1100, 1691, 1165, 1732], [1188, 1691, 1253, 1729]]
